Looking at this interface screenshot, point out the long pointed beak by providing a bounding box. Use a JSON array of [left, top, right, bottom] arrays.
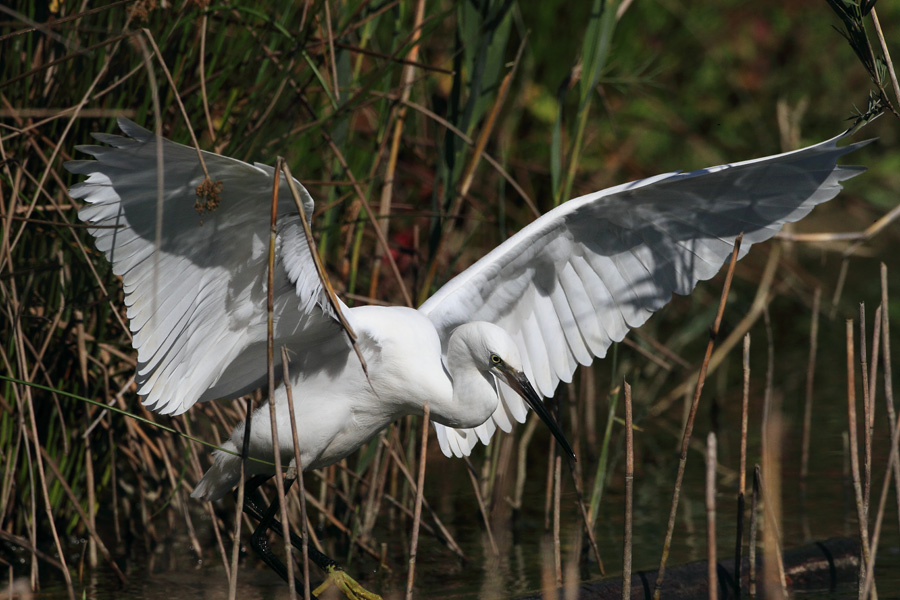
[[500, 368, 576, 462]]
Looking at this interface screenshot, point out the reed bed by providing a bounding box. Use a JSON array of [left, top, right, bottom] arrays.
[[1, 1, 899, 598]]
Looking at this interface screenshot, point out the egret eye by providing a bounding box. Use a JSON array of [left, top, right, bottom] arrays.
[[490, 353, 502, 365]]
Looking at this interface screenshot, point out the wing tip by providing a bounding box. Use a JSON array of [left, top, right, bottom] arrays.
[[116, 117, 151, 140]]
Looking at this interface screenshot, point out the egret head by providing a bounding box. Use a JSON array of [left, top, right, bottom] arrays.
[[449, 323, 576, 461]]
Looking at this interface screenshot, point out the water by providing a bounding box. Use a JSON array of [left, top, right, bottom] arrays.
[[31, 396, 900, 599]]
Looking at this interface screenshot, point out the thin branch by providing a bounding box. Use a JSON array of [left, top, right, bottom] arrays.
[[279, 161, 370, 380], [405, 404, 430, 600], [267, 158, 297, 598]]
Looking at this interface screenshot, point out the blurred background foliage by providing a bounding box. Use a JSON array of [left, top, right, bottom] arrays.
[[1, 0, 898, 597]]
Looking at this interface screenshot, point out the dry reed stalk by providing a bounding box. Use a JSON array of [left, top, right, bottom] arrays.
[[878, 264, 900, 529], [545, 436, 556, 531], [316, 465, 330, 532], [181, 418, 230, 574], [872, 7, 900, 111], [230, 393, 253, 600], [366, 89, 537, 215], [266, 157, 297, 598], [748, 466, 760, 597], [567, 456, 605, 574], [296, 105, 413, 307], [0, 530, 63, 573], [405, 404, 429, 600], [417, 38, 533, 304], [734, 333, 750, 596], [11, 20, 137, 253], [156, 445, 202, 559], [140, 29, 215, 184], [460, 39, 527, 202], [652, 234, 743, 600], [83, 415, 97, 569], [541, 538, 559, 600], [180, 489, 204, 562], [760, 414, 787, 599], [869, 304, 882, 425], [12, 388, 40, 591], [622, 381, 634, 600], [847, 318, 875, 600], [361, 433, 389, 541], [379, 439, 465, 559], [489, 429, 517, 526], [760, 308, 774, 454], [583, 369, 598, 452], [2, 175, 73, 596], [622, 337, 674, 371], [198, 13, 215, 142], [800, 287, 821, 482], [313, 38, 453, 75], [108, 425, 122, 545], [554, 451, 562, 586], [464, 458, 499, 556], [860, 304, 873, 513], [281, 347, 311, 600], [479, 455, 495, 535], [843, 433, 852, 538], [830, 257, 849, 320], [862, 405, 900, 600], [861, 270, 898, 598], [0, 0, 131, 42], [650, 243, 780, 417], [635, 329, 693, 369], [513, 416, 540, 511], [135, 471, 151, 555], [706, 432, 717, 600], [204, 501, 232, 580], [564, 386, 604, 575], [563, 532, 580, 600], [759, 308, 788, 600], [21, 393, 75, 598], [280, 162, 366, 376], [37, 445, 126, 586], [369, 0, 425, 297]]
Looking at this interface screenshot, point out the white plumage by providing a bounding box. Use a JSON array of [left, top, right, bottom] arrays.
[[68, 119, 868, 497]]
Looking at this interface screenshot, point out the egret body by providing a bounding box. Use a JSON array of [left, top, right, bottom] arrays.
[[191, 309, 569, 500], [68, 118, 870, 593]]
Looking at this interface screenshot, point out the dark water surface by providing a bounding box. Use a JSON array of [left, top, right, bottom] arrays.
[[33, 387, 900, 600]]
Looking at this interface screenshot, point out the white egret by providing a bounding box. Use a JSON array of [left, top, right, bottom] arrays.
[[68, 119, 868, 594]]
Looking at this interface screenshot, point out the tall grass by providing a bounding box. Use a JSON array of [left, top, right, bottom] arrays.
[[1, 0, 898, 598]]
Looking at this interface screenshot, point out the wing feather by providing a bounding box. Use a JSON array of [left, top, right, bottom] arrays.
[[550, 269, 593, 366], [69, 119, 342, 415], [422, 129, 870, 456]]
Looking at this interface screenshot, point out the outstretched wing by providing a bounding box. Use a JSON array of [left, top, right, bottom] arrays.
[[68, 119, 345, 415], [420, 129, 869, 457]]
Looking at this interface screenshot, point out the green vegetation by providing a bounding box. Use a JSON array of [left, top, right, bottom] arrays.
[[1, 0, 898, 597]]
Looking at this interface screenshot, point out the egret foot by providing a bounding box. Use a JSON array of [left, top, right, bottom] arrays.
[[312, 564, 383, 600], [240, 476, 381, 600]]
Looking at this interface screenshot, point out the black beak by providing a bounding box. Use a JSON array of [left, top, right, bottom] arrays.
[[501, 368, 576, 462]]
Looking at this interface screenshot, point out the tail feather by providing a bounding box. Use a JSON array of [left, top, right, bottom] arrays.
[[191, 443, 244, 501]]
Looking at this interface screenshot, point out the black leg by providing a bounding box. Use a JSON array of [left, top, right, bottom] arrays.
[[237, 475, 303, 587], [238, 475, 338, 582], [236, 476, 382, 599]]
